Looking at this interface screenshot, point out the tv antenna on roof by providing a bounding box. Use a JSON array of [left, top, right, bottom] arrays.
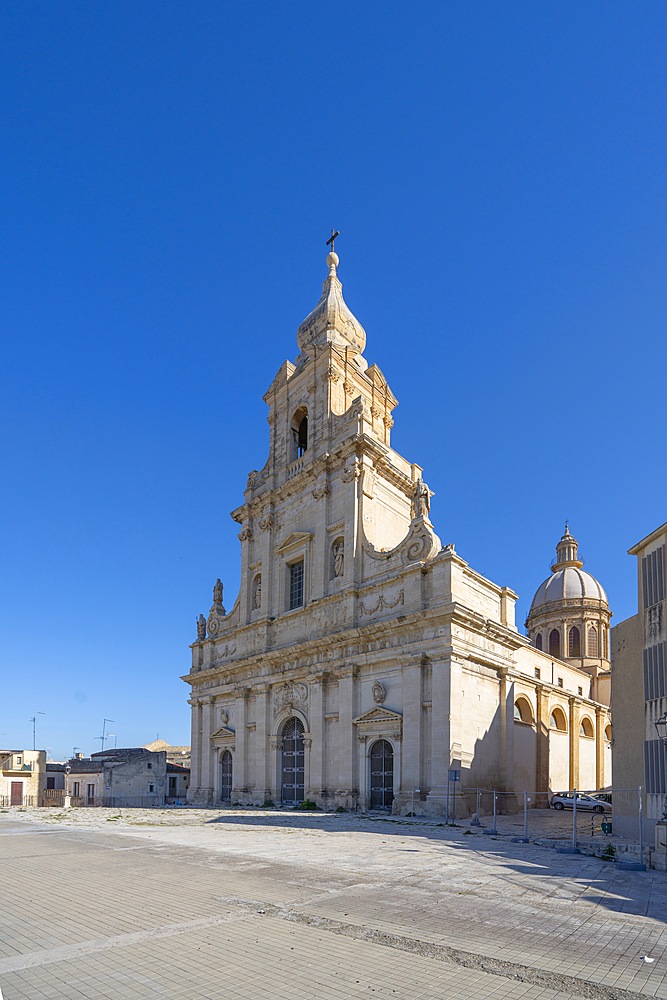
[[97, 719, 115, 752]]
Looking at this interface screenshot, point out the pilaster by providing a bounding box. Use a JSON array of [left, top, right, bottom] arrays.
[[337, 665, 357, 793], [430, 657, 451, 791], [188, 698, 203, 801], [535, 683, 550, 793], [497, 668, 514, 791], [595, 706, 605, 789], [200, 696, 214, 794], [448, 656, 463, 771], [308, 675, 326, 796], [254, 684, 270, 800], [233, 688, 248, 794], [569, 696, 579, 789], [400, 656, 422, 792]]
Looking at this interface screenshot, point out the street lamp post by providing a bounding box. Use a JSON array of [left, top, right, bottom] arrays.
[[64, 763, 72, 810]]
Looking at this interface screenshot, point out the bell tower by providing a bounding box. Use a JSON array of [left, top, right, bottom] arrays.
[[213, 245, 437, 631]]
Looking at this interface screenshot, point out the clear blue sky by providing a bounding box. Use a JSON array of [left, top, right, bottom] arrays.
[[1, 3, 665, 760]]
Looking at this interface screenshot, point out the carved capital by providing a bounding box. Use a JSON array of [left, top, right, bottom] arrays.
[[341, 462, 361, 483], [238, 528, 253, 542]]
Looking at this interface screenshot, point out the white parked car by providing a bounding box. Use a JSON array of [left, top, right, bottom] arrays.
[[550, 791, 611, 814]]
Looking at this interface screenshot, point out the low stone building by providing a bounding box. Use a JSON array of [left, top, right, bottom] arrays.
[[0, 750, 45, 806], [63, 748, 171, 806], [143, 741, 191, 802], [184, 248, 612, 812], [65, 755, 105, 806]]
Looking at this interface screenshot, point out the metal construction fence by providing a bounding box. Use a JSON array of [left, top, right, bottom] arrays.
[[408, 785, 649, 862]]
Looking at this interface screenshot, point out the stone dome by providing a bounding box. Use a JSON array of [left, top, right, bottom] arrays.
[[529, 567, 608, 613], [296, 251, 367, 360], [528, 525, 608, 614]]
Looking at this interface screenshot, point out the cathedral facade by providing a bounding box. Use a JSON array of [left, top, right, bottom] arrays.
[[184, 249, 611, 811]]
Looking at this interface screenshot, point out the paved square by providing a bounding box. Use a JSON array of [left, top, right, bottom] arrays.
[[1, 808, 666, 999]]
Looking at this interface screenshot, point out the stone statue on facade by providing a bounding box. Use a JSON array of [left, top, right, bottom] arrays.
[[254, 574, 262, 609], [412, 478, 431, 519], [196, 614, 207, 641], [213, 578, 224, 606], [333, 540, 344, 577]]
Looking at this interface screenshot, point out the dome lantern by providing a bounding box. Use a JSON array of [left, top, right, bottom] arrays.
[[553, 522, 584, 570]]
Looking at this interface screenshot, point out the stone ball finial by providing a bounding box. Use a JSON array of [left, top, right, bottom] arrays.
[[326, 250, 339, 272]]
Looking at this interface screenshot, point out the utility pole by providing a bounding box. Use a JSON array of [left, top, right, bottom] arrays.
[[30, 712, 45, 751]]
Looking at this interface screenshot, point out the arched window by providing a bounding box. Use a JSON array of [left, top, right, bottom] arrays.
[[579, 717, 594, 738], [568, 626, 581, 657], [514, 697, 534, 725], [588, 625, 598, 657], [549, 628, 561, 658], [535, 633, 543, 651], [291, 406, 308, 460], [549, 707, 567, 732], [605, 724, 612, 742]]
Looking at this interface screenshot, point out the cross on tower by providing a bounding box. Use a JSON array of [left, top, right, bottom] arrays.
[[326, 228, 340, 252]]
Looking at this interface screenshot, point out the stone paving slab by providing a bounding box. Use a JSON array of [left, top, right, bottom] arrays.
[[1, 808, 667, 999]]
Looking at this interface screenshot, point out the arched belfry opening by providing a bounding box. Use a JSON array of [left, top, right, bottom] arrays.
[[291, 407, 308, 460]]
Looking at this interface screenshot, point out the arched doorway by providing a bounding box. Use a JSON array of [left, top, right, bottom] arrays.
[[281, 718, 305, 804], [369, 739, 394, 811], [220, 750, 233, 803]]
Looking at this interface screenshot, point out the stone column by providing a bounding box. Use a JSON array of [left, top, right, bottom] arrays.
[[233, 688, 248, 796], [535, 683, 550, 793], [254, 684, 269, 802], [308, 675, 326, 797], [568, 696, 579, 789], [337, 666, 357, 796], [400, 656, 422, 794], [430, 657, 451, 793]]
